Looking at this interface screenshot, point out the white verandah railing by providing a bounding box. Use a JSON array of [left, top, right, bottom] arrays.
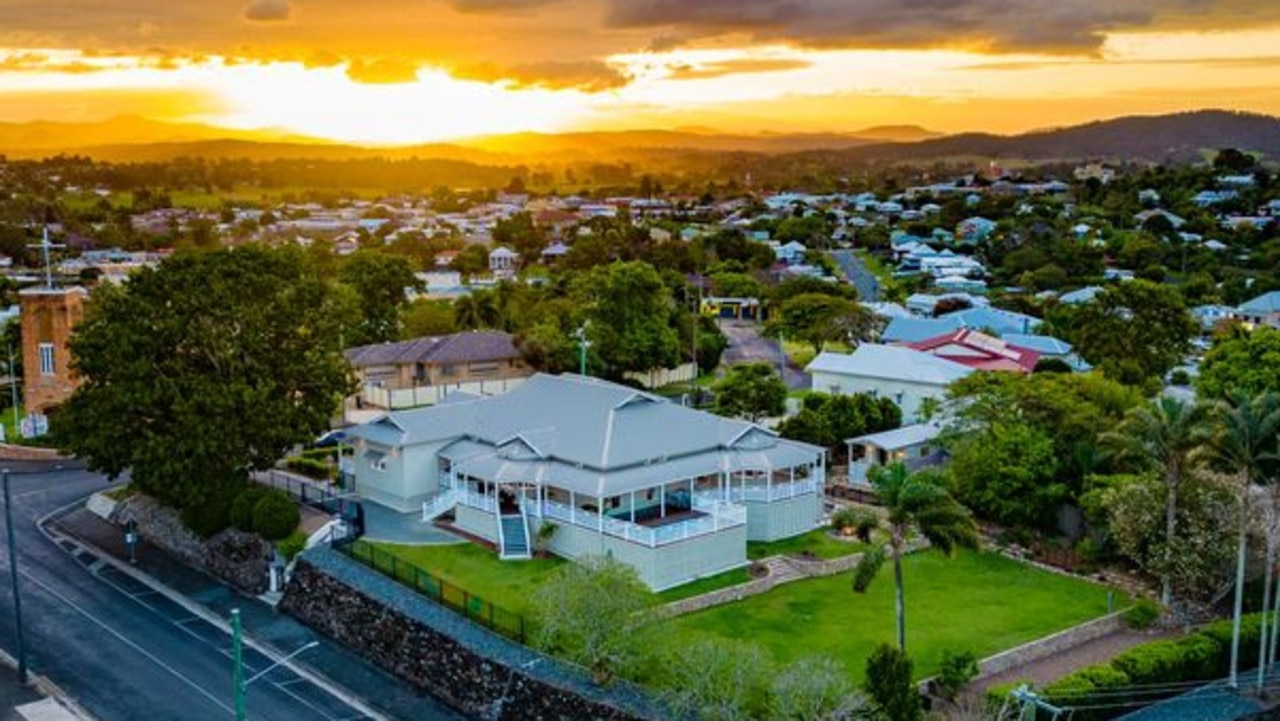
[[696, 476, 824, 504], [532, 496, 747, 549]]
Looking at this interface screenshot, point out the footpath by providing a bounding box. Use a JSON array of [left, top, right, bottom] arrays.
[[47, 505, 464, 721], [0, 650, 92, 721]]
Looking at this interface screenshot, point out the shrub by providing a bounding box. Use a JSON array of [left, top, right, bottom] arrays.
[[180, 484, 238, 538], [831, 507, 861, 534], [935, 648, 980, 700], [1123, 598, 1161, 630], [285, 456, 331, 480], [1044, 665, 1130, 720], [230, 487, 267, 532], [864, 644, 921, 721], [251, 489, 300, 541], [275, 528, 308, 561], [1169, 369, 1191, 386]]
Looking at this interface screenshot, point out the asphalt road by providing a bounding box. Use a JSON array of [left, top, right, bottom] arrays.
[[830, 250, 882, 302], [0, 467, 406, 721], [720, 320, 810, 390]]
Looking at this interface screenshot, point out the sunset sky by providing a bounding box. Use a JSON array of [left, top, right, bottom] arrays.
[[1, 0, 1280, 144]]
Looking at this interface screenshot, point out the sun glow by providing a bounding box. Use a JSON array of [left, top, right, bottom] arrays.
[[205, 63, 593, 144]]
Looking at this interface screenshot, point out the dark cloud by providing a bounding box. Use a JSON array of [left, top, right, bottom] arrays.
[[244, 0, 291, 22], [346, 57, 421, 83], [601, 0, 1266, 54], [665, 57, 811, 80], [448, 0, 565, 12], [456, 59, 628, 91]]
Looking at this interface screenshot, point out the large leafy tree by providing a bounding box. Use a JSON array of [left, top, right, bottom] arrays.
[[1197, 327, 1280, 400], [1102, 397, 1209, 605], [713, 363, 787, 423], [948, 422, 1063, 529], [55, 246, 353, 510], [1045, 280, 1198, 385], [574, 261, 681, 377], [852, 464, 979, 651], [339, 250, 421, 345], [768, 293, 875, 354]]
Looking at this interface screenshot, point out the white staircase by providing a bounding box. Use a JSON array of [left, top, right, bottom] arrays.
[[421, 488, 459, 522], [497, 513, 531, 560]]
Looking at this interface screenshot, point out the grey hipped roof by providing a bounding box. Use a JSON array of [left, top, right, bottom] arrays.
[[344, 331, 520, 368], [806, 345, 973, 386], [345, 374, 823, 497], [847, 422, 943, 451]]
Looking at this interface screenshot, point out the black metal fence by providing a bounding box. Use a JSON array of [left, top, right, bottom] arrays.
[[337, 539, 527, 644], [256, 470, 344, 512]]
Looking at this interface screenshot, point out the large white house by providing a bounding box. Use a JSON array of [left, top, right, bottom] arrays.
[[806, 345, 973, 422], [344, 374, 826, 591]]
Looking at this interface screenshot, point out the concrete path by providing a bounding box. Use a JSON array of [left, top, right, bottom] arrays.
[[976, 628, 1179, 693], [360, 502, 467, 545]]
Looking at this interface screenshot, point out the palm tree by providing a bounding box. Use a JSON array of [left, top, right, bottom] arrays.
[[453, 291, 501, 330], [1206, 391, 1280, 689], [852, 463, 980, 651], [1102, 397, 1209, 606]]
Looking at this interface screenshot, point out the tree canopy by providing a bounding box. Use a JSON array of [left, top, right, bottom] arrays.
[[712, 363, 787, 423], [1197, 327, 1280, 400], [1045, 280, 1198, 385], [54, 246, 353, 510], [339, 250, 421, 345]]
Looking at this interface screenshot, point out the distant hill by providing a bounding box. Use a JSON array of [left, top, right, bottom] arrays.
[[0, 110, 1275, 166], [0, 115, 324, 157], [834, 110, 1280, 163]]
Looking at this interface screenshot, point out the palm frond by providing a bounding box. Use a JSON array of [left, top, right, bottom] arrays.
[[852, 543, 887, 594]]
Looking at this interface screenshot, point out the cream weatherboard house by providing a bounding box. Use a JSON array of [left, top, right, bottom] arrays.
[[345, 374, 827, 591]]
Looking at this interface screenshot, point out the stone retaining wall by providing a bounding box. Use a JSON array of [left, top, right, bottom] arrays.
[[280, 547, 661, 721], [0, 443, 64, 460], [110, 494, 273, 595], [973, 610, 1129, 680]]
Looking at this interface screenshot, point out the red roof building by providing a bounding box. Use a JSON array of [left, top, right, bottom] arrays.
[[906, 329, 1040, 373]]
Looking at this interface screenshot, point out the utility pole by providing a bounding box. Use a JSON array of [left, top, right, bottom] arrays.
[[27, 227, 64, 291], [7, 344, 18, 433], [232, 608, 245, 721], [3, 469, 27, 683], [574, 323, 591, 377]]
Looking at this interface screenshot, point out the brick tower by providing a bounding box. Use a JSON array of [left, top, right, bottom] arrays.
[[20, 285, 87, 415]]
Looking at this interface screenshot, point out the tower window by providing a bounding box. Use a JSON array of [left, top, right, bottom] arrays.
[[38, 343, 55, 376]]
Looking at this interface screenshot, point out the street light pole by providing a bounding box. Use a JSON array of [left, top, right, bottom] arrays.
[[6, 344, 18, 434], [232, 608, 245, 721], [3, 469, 28, 683]]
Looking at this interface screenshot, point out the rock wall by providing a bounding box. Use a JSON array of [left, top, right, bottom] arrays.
[[113, 495, 272, 595], [280, 548, 660, 721]]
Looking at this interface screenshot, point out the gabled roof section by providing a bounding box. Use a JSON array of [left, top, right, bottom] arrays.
[[344, 331, 520, 368], [908, 329, 1040, 373], [806, 345, 973, 386], [1240, 291, 1280, 314]]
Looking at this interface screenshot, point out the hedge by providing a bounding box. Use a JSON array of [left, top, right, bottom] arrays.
[[1037, 613, 1269, 719], [285, 456, 331, 480]]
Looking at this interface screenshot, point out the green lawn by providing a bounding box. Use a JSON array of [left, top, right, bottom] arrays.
[[372, 539, 753, 608], [366, 541, 564, 616], [784, 339, 852, 369], [748, 528, 865, 560], [668, 550, 1114, 683]]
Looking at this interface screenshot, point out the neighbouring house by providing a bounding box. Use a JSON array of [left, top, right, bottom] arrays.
[[806, 345, 973, 422], [881, 316, 965, 343], [345, 331, 531, 411], [1058, 286, 1103, 305], [1191, 304, 1238, 332], [938, 306, 1042, 335], [846, 422, 946, 486], [488, 246, 518, 278], [1001, 333, 1091, 371], [1237, 291, 1280, 329], [344, 374, 827, 591], [907, 329, 1040, 373]]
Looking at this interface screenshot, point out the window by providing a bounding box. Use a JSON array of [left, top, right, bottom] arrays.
[[441, 365, 457, 376], [38, 343, 55, 376]]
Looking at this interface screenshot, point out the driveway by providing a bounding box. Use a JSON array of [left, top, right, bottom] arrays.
[[720, 320, 810, 390], [831, 249, 881, 302]]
